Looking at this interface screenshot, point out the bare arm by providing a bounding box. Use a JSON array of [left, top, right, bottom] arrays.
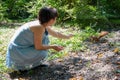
[[46, 26, 73, 39], [30, 26, 64, 51]]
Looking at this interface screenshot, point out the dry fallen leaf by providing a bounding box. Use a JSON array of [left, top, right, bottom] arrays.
[[19, 78, 26, 80], [116, 62, 120, 65], [56, 59, 63, 62], [117, 66, 120, 69], [97, 53, 103, 58], [72, 52, 79, 57], [69, 76, 83, 80], [69, 77, 77, 80], [78, 60, 82, 63], [113, 48, 119, 53], [78, 76, 83, 80], [92, 60, 101, 64]]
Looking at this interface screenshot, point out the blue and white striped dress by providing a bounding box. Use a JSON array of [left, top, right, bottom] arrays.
[[6, 20, 49, 70]]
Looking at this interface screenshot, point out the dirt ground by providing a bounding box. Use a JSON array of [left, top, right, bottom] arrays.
[[1, 28, 120, 80]]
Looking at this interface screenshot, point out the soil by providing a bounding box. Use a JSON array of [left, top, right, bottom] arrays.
[[1, 29, 120, 80]]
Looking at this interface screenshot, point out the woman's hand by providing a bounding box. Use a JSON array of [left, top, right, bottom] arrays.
[[52, 45, 64, 52]]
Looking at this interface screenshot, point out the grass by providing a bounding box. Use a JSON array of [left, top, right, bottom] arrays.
[[48, 26, 99, 60], [0, 26, 17, 73], [0, 25, 98, 73]]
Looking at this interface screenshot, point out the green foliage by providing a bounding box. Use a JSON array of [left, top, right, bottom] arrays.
[[100, 0, 120, 17], [26, 0, 43, 18], [48, 26, 98, 60], [0, 0, 120, 27], [0, 1, 6, 21], [45, 0, 76, 23], [75, 3, 97, 27], [81, 26, 98, 40], [5, 0, 30, 19]]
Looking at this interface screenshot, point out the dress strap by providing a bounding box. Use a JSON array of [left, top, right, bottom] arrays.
[[45, 28, 48, 35]]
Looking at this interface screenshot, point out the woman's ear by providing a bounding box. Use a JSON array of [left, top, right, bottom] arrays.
[[48, 19, 56, 26]]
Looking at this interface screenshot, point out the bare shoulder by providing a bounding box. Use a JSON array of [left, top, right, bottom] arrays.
[[30, 25, 44, 33]]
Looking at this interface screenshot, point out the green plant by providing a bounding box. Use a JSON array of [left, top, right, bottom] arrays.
[[0, 26, 16, 73], [0, 1, 6, 21], [48, 26, 98, 60]]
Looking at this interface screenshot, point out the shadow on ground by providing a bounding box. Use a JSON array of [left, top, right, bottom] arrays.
[[9, 64, 73, 80], [8, 56, 89, 80]]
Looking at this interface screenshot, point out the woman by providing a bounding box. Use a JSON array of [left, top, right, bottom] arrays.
[[6, 7, 73, 71]]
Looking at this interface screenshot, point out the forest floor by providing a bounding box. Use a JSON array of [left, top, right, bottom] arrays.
[[1, 26, 120, 80]]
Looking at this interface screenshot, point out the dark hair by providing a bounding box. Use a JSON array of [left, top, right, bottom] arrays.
[[38, 7, 58, 24]]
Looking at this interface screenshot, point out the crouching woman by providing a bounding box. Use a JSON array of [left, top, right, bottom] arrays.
[[6, 7, 73, 71]]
